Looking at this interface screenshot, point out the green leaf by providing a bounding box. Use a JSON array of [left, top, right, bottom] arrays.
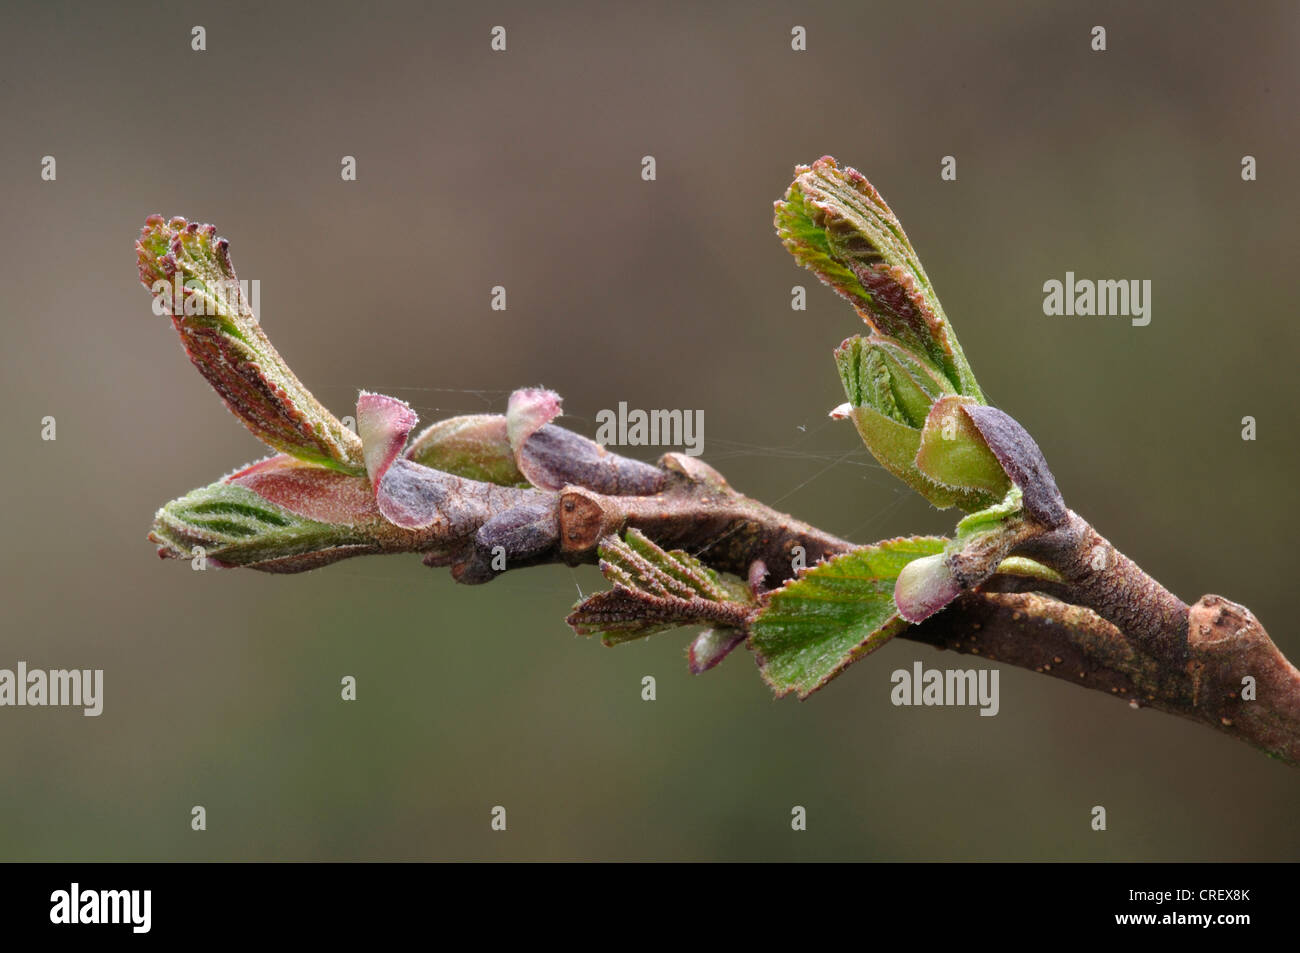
[[566, 529, 755, 646], [749, 536, 945, 698], [149, 480, 381, 571], [775, 157, 983, 399], [136, 215, 365, 473], [836, 334, 953, 429]]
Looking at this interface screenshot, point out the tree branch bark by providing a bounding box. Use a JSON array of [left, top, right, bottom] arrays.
[[460, 439, 1300, 766], [903, 590, 1300, 766]]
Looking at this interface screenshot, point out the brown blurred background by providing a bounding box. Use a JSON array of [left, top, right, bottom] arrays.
[[1, 0, 1297, 860]]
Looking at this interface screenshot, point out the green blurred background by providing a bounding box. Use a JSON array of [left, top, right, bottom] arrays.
[[1, 0, 1297, 860]]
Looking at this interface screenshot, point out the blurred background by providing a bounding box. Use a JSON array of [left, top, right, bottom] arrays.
[[1, 0, 1297, 861]]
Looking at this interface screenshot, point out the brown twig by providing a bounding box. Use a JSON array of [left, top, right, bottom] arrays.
[[904, 590, 1300, 766]]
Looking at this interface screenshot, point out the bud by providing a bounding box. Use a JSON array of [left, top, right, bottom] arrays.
[[688, 628, 746, 674], [893, 552, 962, 623], [892, 485, 1047, 623], [913, 396, 1012, 499], [405, 414, 525, 486], [506, 388, 666, 495], [835, 335, 993, 509]]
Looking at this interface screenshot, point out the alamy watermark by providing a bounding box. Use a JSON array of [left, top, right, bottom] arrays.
[[149, 275, 260, 318], [1042, 272, 1151, 327], [595, 401, 704, 456], [891, 661, 999, 716], [50, 883, 150, 933], [0, 662, 103, 716]]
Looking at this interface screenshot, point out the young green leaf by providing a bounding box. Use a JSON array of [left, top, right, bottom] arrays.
[[775, 157, 983, 399], [749, 536, 946, 698], [566, 529, 755, 647], [137, 216, 365, 473], [149, 479, 383, 572]]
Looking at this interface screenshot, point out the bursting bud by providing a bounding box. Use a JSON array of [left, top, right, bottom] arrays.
[[835, 336, 1008, 510], [405, 415, 526, 486], [776, 158, 1017, 511]]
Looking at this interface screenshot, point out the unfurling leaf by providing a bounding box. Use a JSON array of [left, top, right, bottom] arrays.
[[780, 161, 1056, 515], [775, 156, 982, 399], [149, 477, 383, 572], [749, 536, 946, 698], [136, 215, 364, 473], [566, 529, 755, 647], [835, 336, 991, 510], [858, 335, 954, 428]]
